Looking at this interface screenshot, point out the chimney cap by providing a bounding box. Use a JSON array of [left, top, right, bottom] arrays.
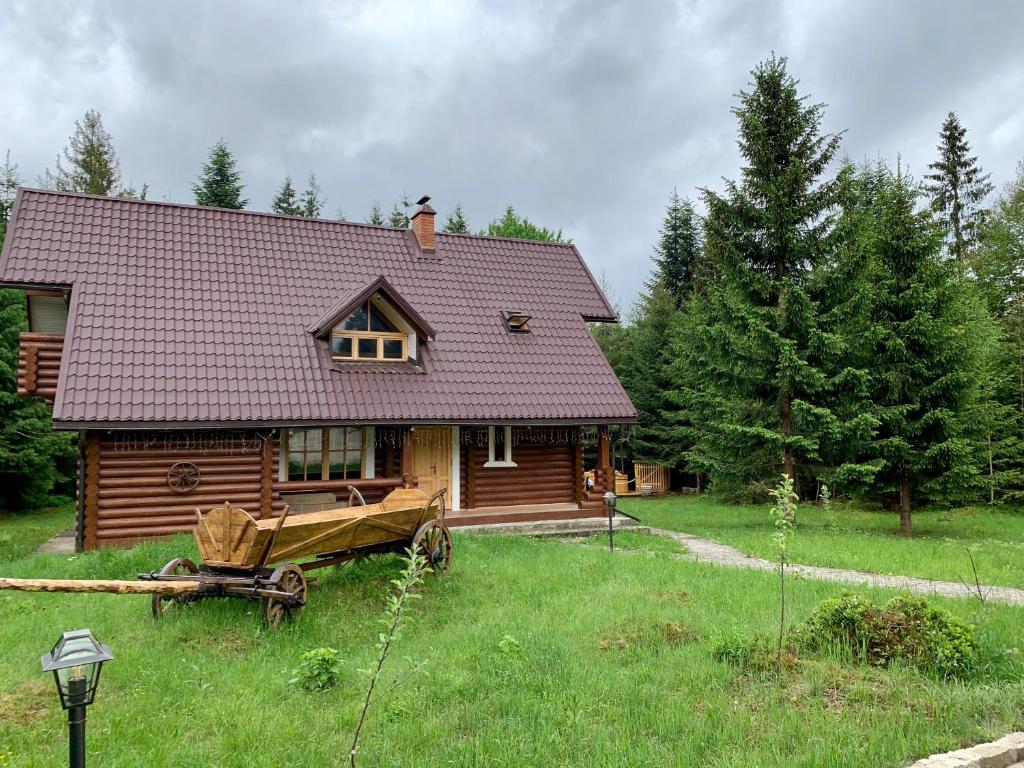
[[415, 195, 431, 205]]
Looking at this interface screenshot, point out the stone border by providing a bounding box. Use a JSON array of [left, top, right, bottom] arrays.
[[908, 733, 1023, 767]]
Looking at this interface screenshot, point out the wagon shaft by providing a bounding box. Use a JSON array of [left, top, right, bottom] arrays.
[[0, 577, 202, 595]]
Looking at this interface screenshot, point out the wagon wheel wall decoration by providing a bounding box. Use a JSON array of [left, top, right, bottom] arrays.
[[167, 462, 201, 493]]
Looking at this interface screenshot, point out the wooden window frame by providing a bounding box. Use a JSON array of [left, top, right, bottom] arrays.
[[331, 299, 408, 362], [283, 427, 365, 482], [331, 330, 408, 361], [484, 426, 517, 468]]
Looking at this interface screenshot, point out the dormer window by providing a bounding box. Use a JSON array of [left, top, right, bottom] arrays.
[[331, 300, 408, 361], [501, 310, 531, 334]]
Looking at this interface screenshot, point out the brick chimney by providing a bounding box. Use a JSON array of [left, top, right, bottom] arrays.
[[411, 195, 436, 252]]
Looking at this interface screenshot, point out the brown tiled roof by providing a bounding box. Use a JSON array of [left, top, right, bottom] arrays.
[[0, 189, 635, 428]]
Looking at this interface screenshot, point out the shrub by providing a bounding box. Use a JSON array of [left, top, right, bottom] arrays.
[[290, 647, 346, 691], [795, 593, 979, 678]]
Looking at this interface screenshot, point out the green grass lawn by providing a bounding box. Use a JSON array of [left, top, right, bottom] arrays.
[[0, 505, 75, 563], [624, 495, 1024, 590], [1, 522, 1022, 767]]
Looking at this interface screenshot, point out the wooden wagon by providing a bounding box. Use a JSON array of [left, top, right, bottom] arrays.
[[0, 487, 451, 628]]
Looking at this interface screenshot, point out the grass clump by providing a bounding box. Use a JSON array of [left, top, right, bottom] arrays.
[[290, 647, 346, 691], [793, 593, 979, 678], [582, 530, 686, 555]]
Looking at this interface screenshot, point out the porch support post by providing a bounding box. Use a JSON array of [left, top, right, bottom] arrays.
[[83, 432, 100, 551], [450, 426, 461, 510], [400, 428, 415, 488], [596, 425, 612, 494]]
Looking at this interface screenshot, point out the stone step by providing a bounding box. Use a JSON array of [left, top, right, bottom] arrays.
[[454, 516, 648, 538]]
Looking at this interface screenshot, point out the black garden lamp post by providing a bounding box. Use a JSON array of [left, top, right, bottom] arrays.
[[603, 490, 617, 552], [41, 629, 113, 768]]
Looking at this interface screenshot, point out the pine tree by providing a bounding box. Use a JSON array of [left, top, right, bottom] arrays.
[[924, 112, 993, 262], [852, 163, 982, 533], [271, 175, 302, 216], [652, 191, 702, 307], [443, 204, 469, 233], [0, 151, 18, 243], [300, 174, 324, 218], [48, 109, 123, 196], [388, 194, 411, 228], [367, 202, 385, 226], [684, 56, 843, 496], [482, 206, 568, 243], [193, 140, 248, 209]]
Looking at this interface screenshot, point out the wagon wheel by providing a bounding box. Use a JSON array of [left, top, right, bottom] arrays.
[[167, 462, 201, 493], [151, 557, 199, 619], [412, 520, 453, 574], [262, 563, 307, 629]]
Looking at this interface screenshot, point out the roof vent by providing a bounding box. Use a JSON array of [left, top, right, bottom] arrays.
[[501, 310, 532, 334]]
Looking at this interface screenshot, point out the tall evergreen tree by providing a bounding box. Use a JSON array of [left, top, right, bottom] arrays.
[[683, 56, 843, 496], [300, 174, 324, 218], [367, 202, 385, 226], [482, 206, 568, 242], [193, 140, 248, 209], [0, 151, 18, 243], [652, 191, 702, 307], [851, 163, 982, 533], [442, 203, 469, 233], [47, 109, 123, 196], [924, 112, 993, 262], [388, 193, 411, 228], [271, 175, 302, 216]]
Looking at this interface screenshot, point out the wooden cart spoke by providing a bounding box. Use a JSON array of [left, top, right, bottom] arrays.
[[262, 563, 307, 628], [151, 557, 200, 618]]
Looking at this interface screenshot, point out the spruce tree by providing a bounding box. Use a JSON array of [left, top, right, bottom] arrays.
[[271, 175, 302, 216], [49, 109, 123, 196], [367, 202, 385, 226], [482, 206, 568, 242], [193, 140, 248, 209], [853, 163, 981, 533], [924, 112, 993, 261], [685, 56, 843, 495], [388, 194, 411, 227], [443, 203, 469, 233], [652, 190, 702, 307], [300, 174, 324, 218]]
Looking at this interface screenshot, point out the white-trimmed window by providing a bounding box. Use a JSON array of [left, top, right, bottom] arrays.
[[284, 427, 364, 481], [484, 426, 516, 468], [331, 300, 407, 361]]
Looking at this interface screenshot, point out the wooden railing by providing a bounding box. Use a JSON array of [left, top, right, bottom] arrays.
[[634, 462, 669, 495], [18, 332, 63, 403]]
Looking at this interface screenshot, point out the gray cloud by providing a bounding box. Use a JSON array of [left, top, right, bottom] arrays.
[[2, 0, 1022, 311]]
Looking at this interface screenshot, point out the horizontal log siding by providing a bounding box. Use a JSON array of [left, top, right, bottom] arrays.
[[18, 332, 63, 403], [461, 430, 577, 508], [90, 432, 278, 547]]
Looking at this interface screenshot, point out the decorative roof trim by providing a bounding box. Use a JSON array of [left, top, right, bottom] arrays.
[[306, 275, 437, 341]]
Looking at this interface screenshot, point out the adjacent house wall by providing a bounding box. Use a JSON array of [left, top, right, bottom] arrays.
[[460, 428, 579, 509]]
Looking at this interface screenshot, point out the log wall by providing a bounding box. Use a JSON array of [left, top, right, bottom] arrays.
[[460, 429, 578, 508], [18, 332, 63, 403]]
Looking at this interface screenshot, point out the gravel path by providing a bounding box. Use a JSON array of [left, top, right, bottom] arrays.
[[648, 528, 1024, 606]]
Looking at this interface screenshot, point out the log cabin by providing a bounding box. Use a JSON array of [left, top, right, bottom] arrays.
[[0, 189, 635, 550]]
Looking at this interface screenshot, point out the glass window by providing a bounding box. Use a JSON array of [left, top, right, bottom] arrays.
[[341, 303, 368, 331], [485, 426, 516, 467], [331, 336, 352, 357], [288, 427, 363, 481], [382, 339, 404, 359], [357, 338, 378, 358], [370, 305, 398, 332]]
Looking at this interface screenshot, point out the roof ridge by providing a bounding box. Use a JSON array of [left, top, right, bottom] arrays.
[[435, 230, 578, 249], [14, 186, 410, 234]]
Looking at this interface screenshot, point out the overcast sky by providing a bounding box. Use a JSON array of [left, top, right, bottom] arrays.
[[2, 0, 1023, 311]]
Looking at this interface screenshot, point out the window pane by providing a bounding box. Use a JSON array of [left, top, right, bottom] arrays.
[[382, 339, 403, 359], [288, 458, 306, 482], [493, 427, 506, 461], [357, 338, 377, 358], [345, 449, 362, 478], [341, 303, 368, 331], [370, 306, 398, 332], [346, 427, 363, 451], [328, 427, 345, 450], [332, 336, 352, 357], [327, 450, 346, 479]]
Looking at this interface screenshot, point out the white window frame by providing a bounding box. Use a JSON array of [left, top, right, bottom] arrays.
[[484, 426, 517, 468]]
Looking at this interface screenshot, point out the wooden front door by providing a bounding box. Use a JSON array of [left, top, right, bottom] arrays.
[[412, 427, 451, 502]]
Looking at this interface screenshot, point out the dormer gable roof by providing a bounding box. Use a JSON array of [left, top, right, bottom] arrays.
[[307, 275, 436, 340]]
